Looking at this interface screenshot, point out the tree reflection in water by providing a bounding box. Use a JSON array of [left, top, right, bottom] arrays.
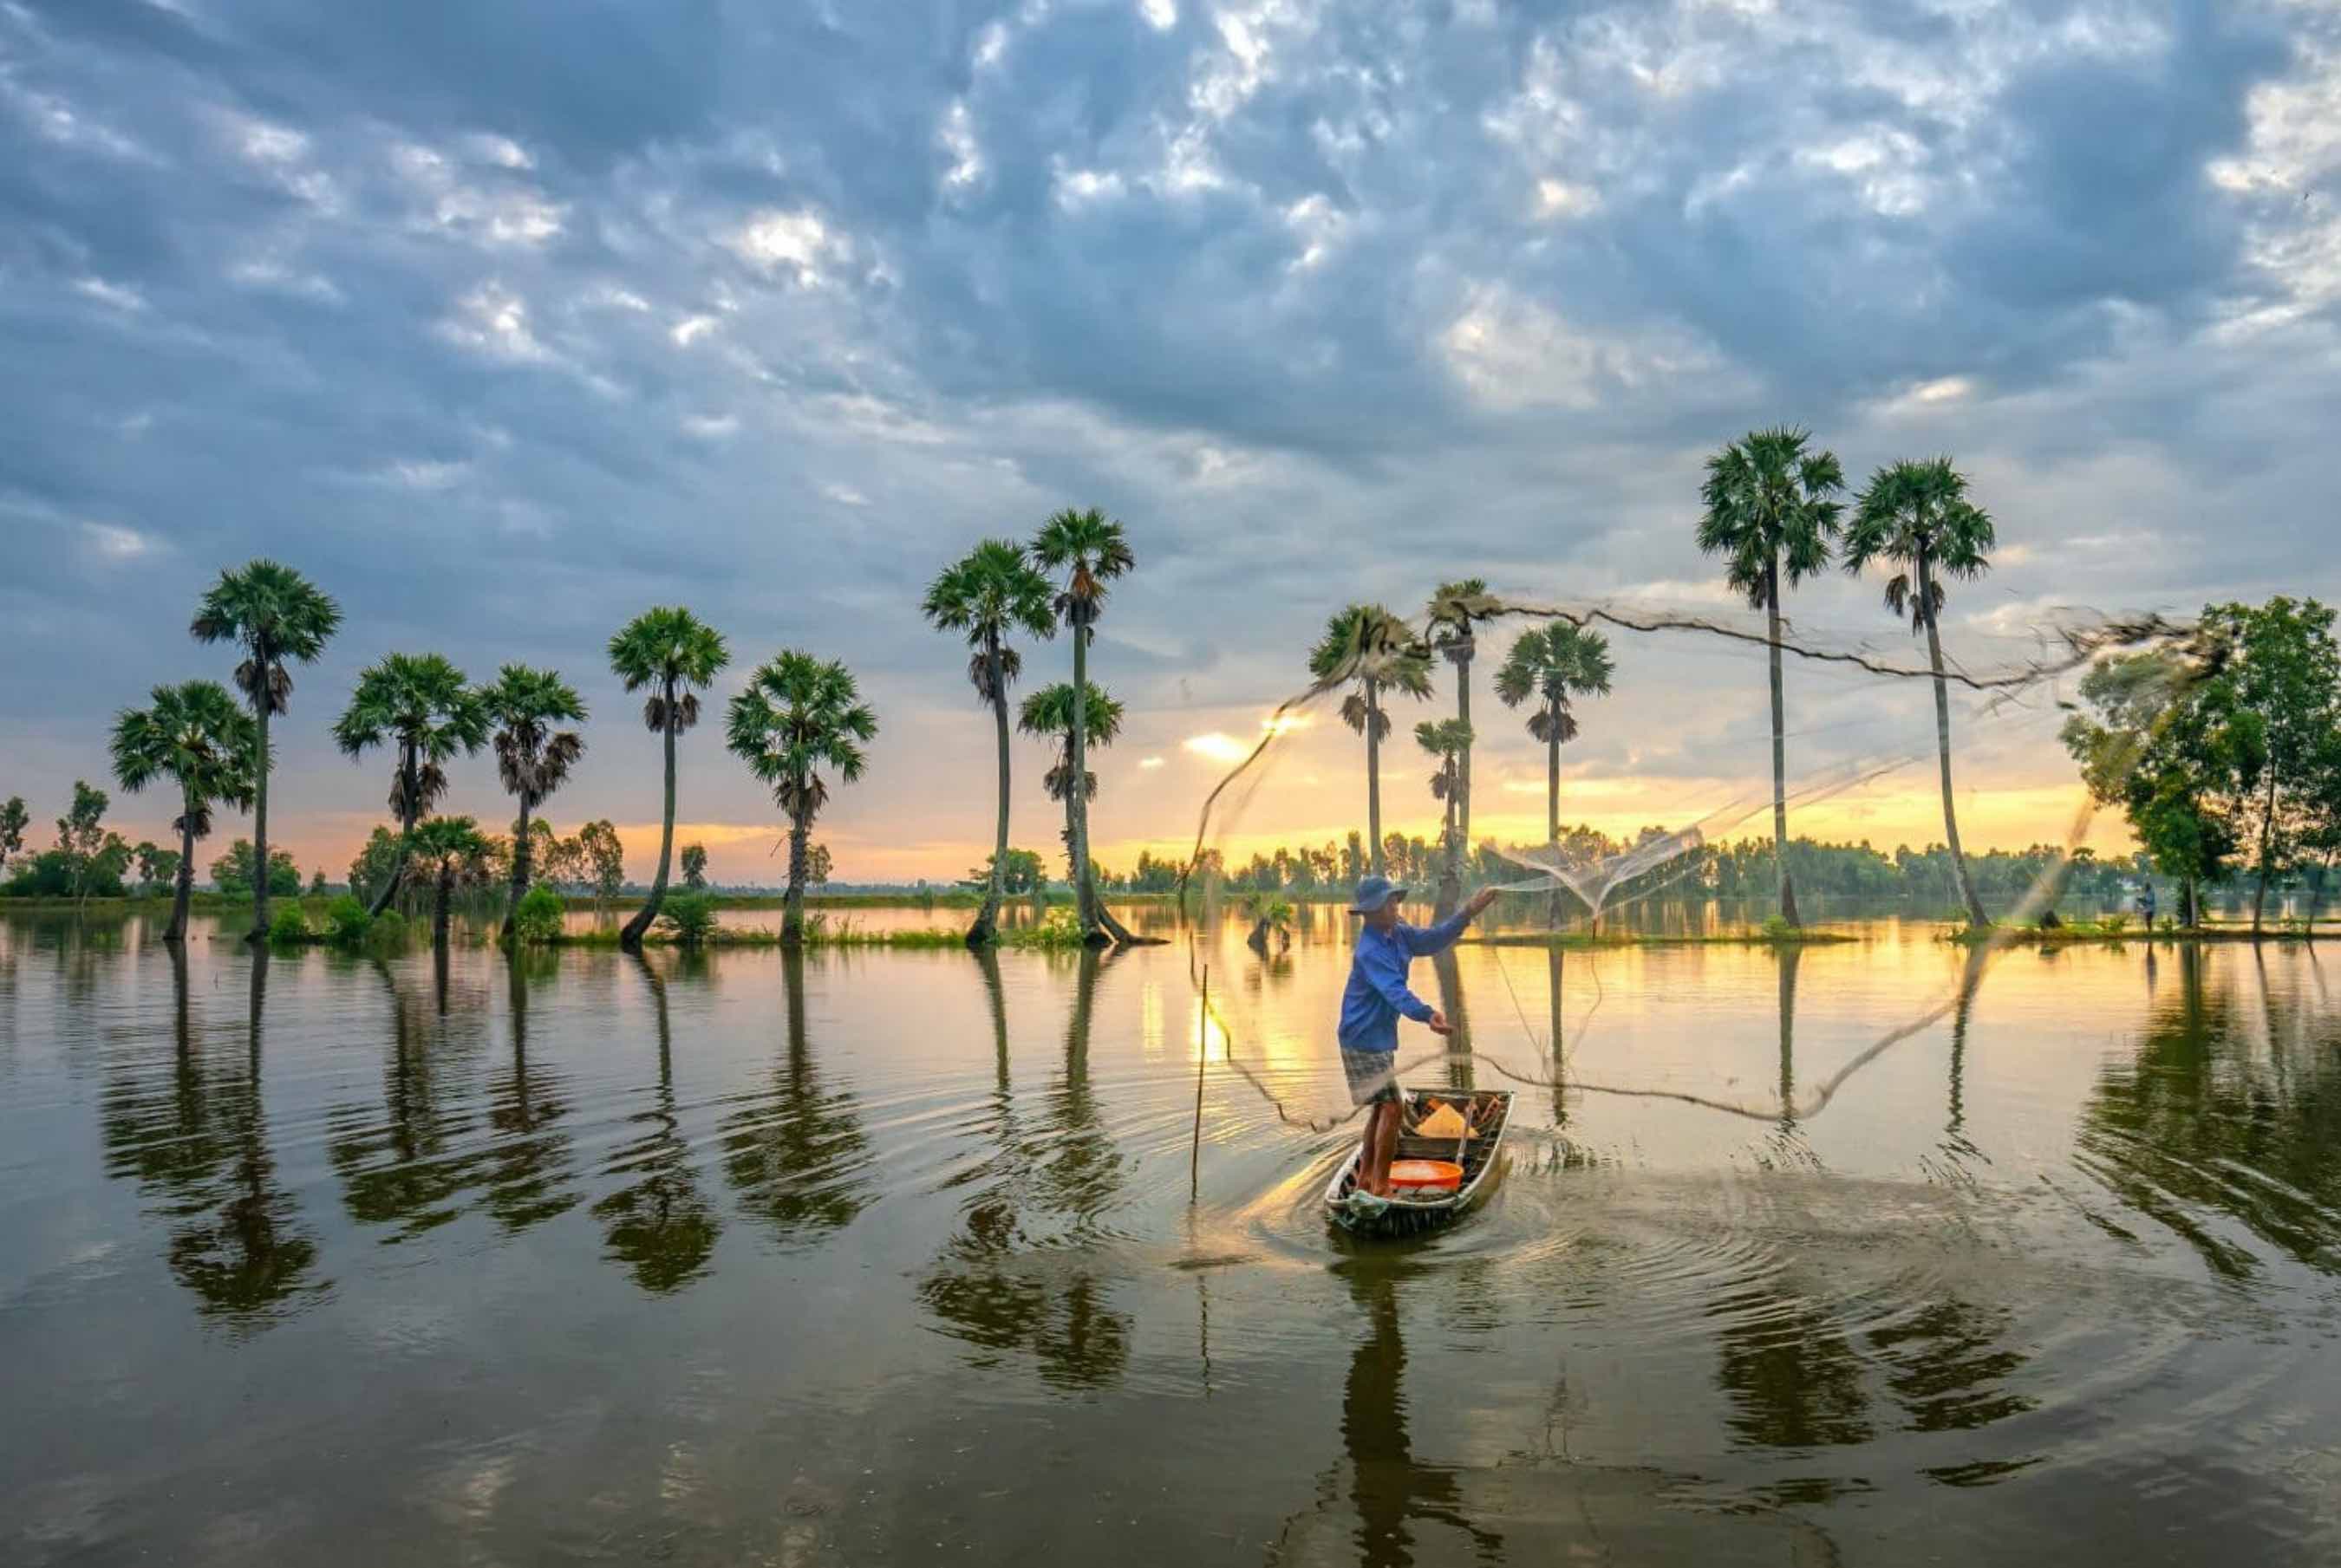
[[2078, 943, 2341, 1280], [593, 950, 721, 1292], [329, 953, 576, 1239], [1329, 1260, 1503, 1566], [916, 950, 1132, 1391], [721, 947, 873, 1246], [98, 945, 321, 1331]]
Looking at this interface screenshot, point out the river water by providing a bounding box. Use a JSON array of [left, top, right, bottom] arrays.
[[4, 906, 2338, 1565]]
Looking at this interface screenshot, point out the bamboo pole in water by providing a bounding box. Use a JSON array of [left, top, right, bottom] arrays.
[[1190, 966, 1210, 1202]]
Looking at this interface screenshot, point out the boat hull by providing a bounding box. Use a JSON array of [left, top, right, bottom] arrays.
[[1323, 1089, 1512, 1237]]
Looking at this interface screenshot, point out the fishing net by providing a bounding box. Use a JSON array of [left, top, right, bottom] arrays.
[[1178, 594, 2222, 1133]]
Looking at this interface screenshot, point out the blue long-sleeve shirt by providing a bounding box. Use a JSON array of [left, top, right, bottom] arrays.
[[1337, 909, 1473, 1051]]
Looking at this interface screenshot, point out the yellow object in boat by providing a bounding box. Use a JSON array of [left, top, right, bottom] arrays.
[[1412, 1102, 1467, 1140]]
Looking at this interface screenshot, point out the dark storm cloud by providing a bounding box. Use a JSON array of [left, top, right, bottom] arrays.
[[2, 0, 2336, 865]]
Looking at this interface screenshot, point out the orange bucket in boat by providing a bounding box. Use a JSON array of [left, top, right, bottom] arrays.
[[1387, 1159, 1464, 1193]]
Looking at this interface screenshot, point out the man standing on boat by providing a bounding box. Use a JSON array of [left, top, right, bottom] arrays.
[[1340, 876, 1501, 1197]]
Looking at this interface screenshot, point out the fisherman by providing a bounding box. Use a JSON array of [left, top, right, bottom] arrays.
[[1340, 876, 1501, 1197]]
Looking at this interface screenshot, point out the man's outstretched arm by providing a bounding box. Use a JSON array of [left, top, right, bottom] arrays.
[[1405, 887, 1501, 955]]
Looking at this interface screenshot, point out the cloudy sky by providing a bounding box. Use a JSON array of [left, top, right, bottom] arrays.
[[4, 0, 2337, 883]]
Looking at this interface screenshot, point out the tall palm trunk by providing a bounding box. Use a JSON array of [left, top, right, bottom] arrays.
[[1365, 676, 1385, 876], [166, 797, 196, 944], [1546, 702, 1563, 930], [368, 740, 420, 917], [1457, 648, 1473, 845], [1068, 617, 1099, 938], [622, 676, 679, 950], [248, 700, 271, 943], [1766, 558, 1801, 928], [1920, 556, 1989, 927], [503, 797, 532, 940], [433, 859, 453, 947], [783, 795, 811, 945], [2251, 764, 2279, 935], [973, 634, 1009, 948]]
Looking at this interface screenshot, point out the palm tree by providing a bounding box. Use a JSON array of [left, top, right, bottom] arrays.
[[331, 653, 488, 916], [479, 664, 586, 940], [190, 560, 341, 943], [1842, 456, 1996, 928], [1695, 427, 1845, 927], [1308, 603, 1433, 876], [1496, 621, 1614, 926], [1425, 579, 1503, 907], [609, 608, 731, 951], [923, 540, 1058, 947], [1019, 681, 1124, 879], [1030, 507, 1134, 945], [1415, 716, 1476, 911], [109, 681, 257, 943], [408, 815, 491, 946], [725, 650, 877, 944]]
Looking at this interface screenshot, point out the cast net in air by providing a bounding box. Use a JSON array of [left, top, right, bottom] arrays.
[[1176, 594, 2220, 1133]]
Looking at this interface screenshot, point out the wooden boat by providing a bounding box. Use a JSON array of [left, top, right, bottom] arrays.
[[1323, 1089, 1513, 1236]]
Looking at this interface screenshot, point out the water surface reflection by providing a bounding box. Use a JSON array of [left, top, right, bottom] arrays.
[[6, 908, 2341, 1564]]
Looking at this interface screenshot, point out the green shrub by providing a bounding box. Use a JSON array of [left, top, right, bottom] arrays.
[[1758, 914, 1795, 940], [2098, 914, 2128, 935], [512, 884, 565, 944], [1004, 906, 1089, 950], [365, 909, 408, 952], [657, 891, 720, 947], [267, 903, 312, 944], [323, 895, 371, 947]]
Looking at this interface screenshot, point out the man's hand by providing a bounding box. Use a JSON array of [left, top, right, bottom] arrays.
[[1466, 888, 1500, 918], [1428, 1011, 1452, 1036]]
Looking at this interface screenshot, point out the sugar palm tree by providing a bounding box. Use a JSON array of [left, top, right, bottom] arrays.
[[1308, 603, 1433, 877], [1695, 427, 1844, 928], [923, 539, 1058, 947], [109, 681, 258, 943], [1030, 506, 1134, 945], [408, 815, 491, 946], [1842, 456, 1996, 928], [1494, 622, 1614, 888], [1425, 579, 1503, 905], [610, 608, 730, 951], [1415, 718, 1475, 904], [1019, 680, 1124, 879], [331, 653, 488, 916], [725, 650, 877, 945], [479, 663, 587, 940], [190, 559, 341, 943]]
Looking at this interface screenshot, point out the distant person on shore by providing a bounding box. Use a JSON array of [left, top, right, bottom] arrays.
[[1338, 876, 1500, 1197], [2141, 882, 2157, 927]]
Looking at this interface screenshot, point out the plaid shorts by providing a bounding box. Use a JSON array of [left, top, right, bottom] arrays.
[[1340, 1048, 1399, 1108]]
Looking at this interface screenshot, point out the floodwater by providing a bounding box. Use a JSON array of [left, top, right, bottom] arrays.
[[4, 906, 2339, 1565]]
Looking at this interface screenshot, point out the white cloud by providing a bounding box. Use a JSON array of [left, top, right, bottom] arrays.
[[1138, 755, 1167, 769], [670, 313, 720, 346], [681, 413, 739, 441], [436, 283, 550, 361], [1139, 0, 1177, 29], [1439, 283, 1719, 410], [1533, 177, 1600, 219], [938, 100, 985, 192], [81, 521, 155, 561], [726, 208, 846, 284], [73, 277, 146, 312], [368, 459, 471, 490], [1183, 732, 1253, 764], [465, 133, 534, 170], [228, 258, 343, 303], [822, 482, 871, 507]]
